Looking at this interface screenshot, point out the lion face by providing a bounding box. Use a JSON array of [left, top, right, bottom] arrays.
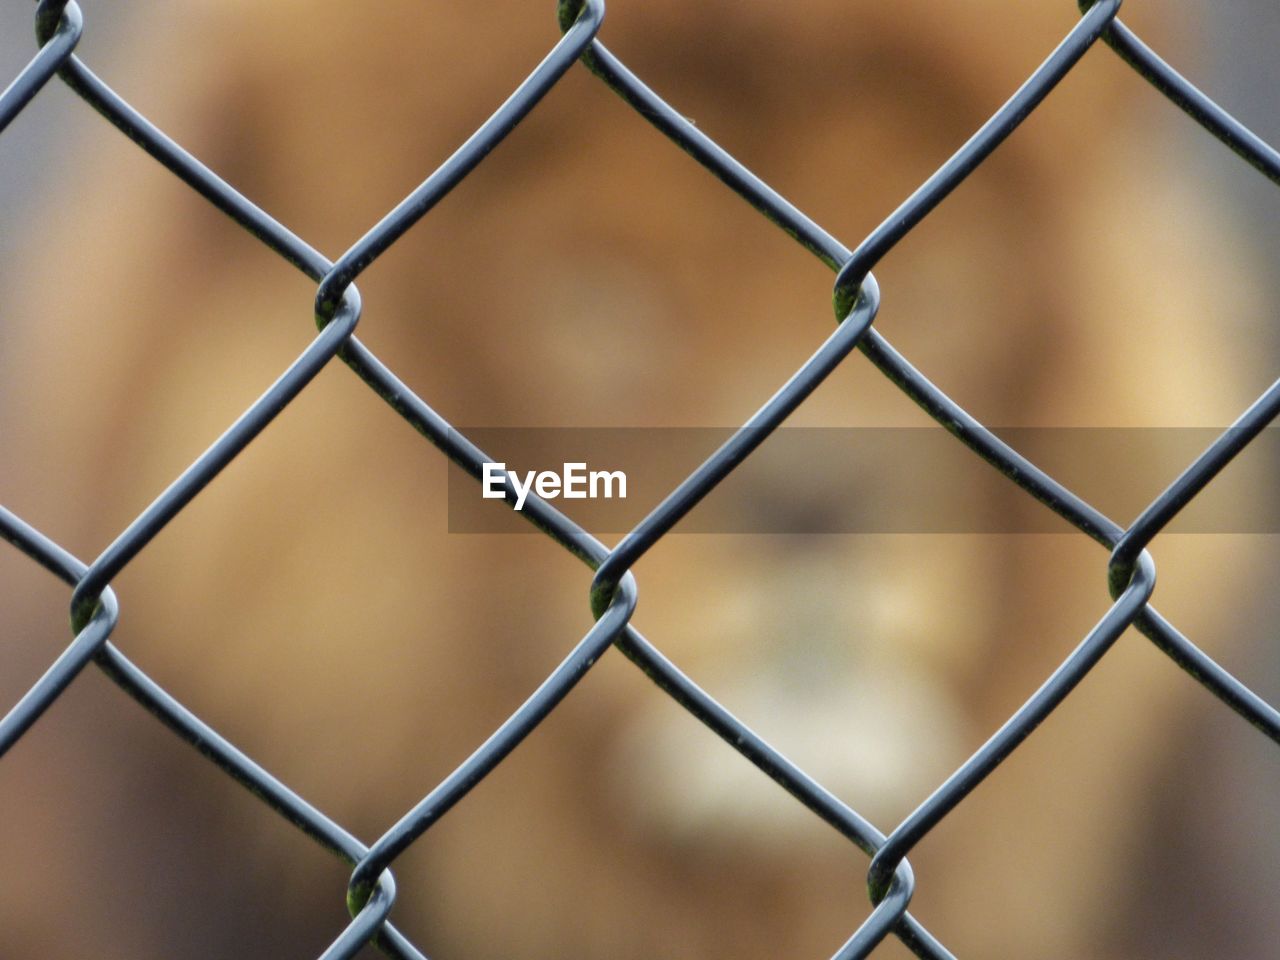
[[0, 1, 1270, 958]]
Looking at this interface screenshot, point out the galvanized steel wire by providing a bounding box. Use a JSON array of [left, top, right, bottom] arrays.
[[3, 0, 1280, 956]]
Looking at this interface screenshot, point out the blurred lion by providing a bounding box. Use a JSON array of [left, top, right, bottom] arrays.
[[0, 1, 1272, 958]]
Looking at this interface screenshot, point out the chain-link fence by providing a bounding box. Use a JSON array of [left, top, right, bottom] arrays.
[[3, 0, 1279, 956]]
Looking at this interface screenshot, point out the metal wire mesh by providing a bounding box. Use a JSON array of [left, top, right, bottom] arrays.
[[2, 0, 1279, 956]]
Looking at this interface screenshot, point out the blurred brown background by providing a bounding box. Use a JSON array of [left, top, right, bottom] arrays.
[[1, 1, 1279, 958]]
